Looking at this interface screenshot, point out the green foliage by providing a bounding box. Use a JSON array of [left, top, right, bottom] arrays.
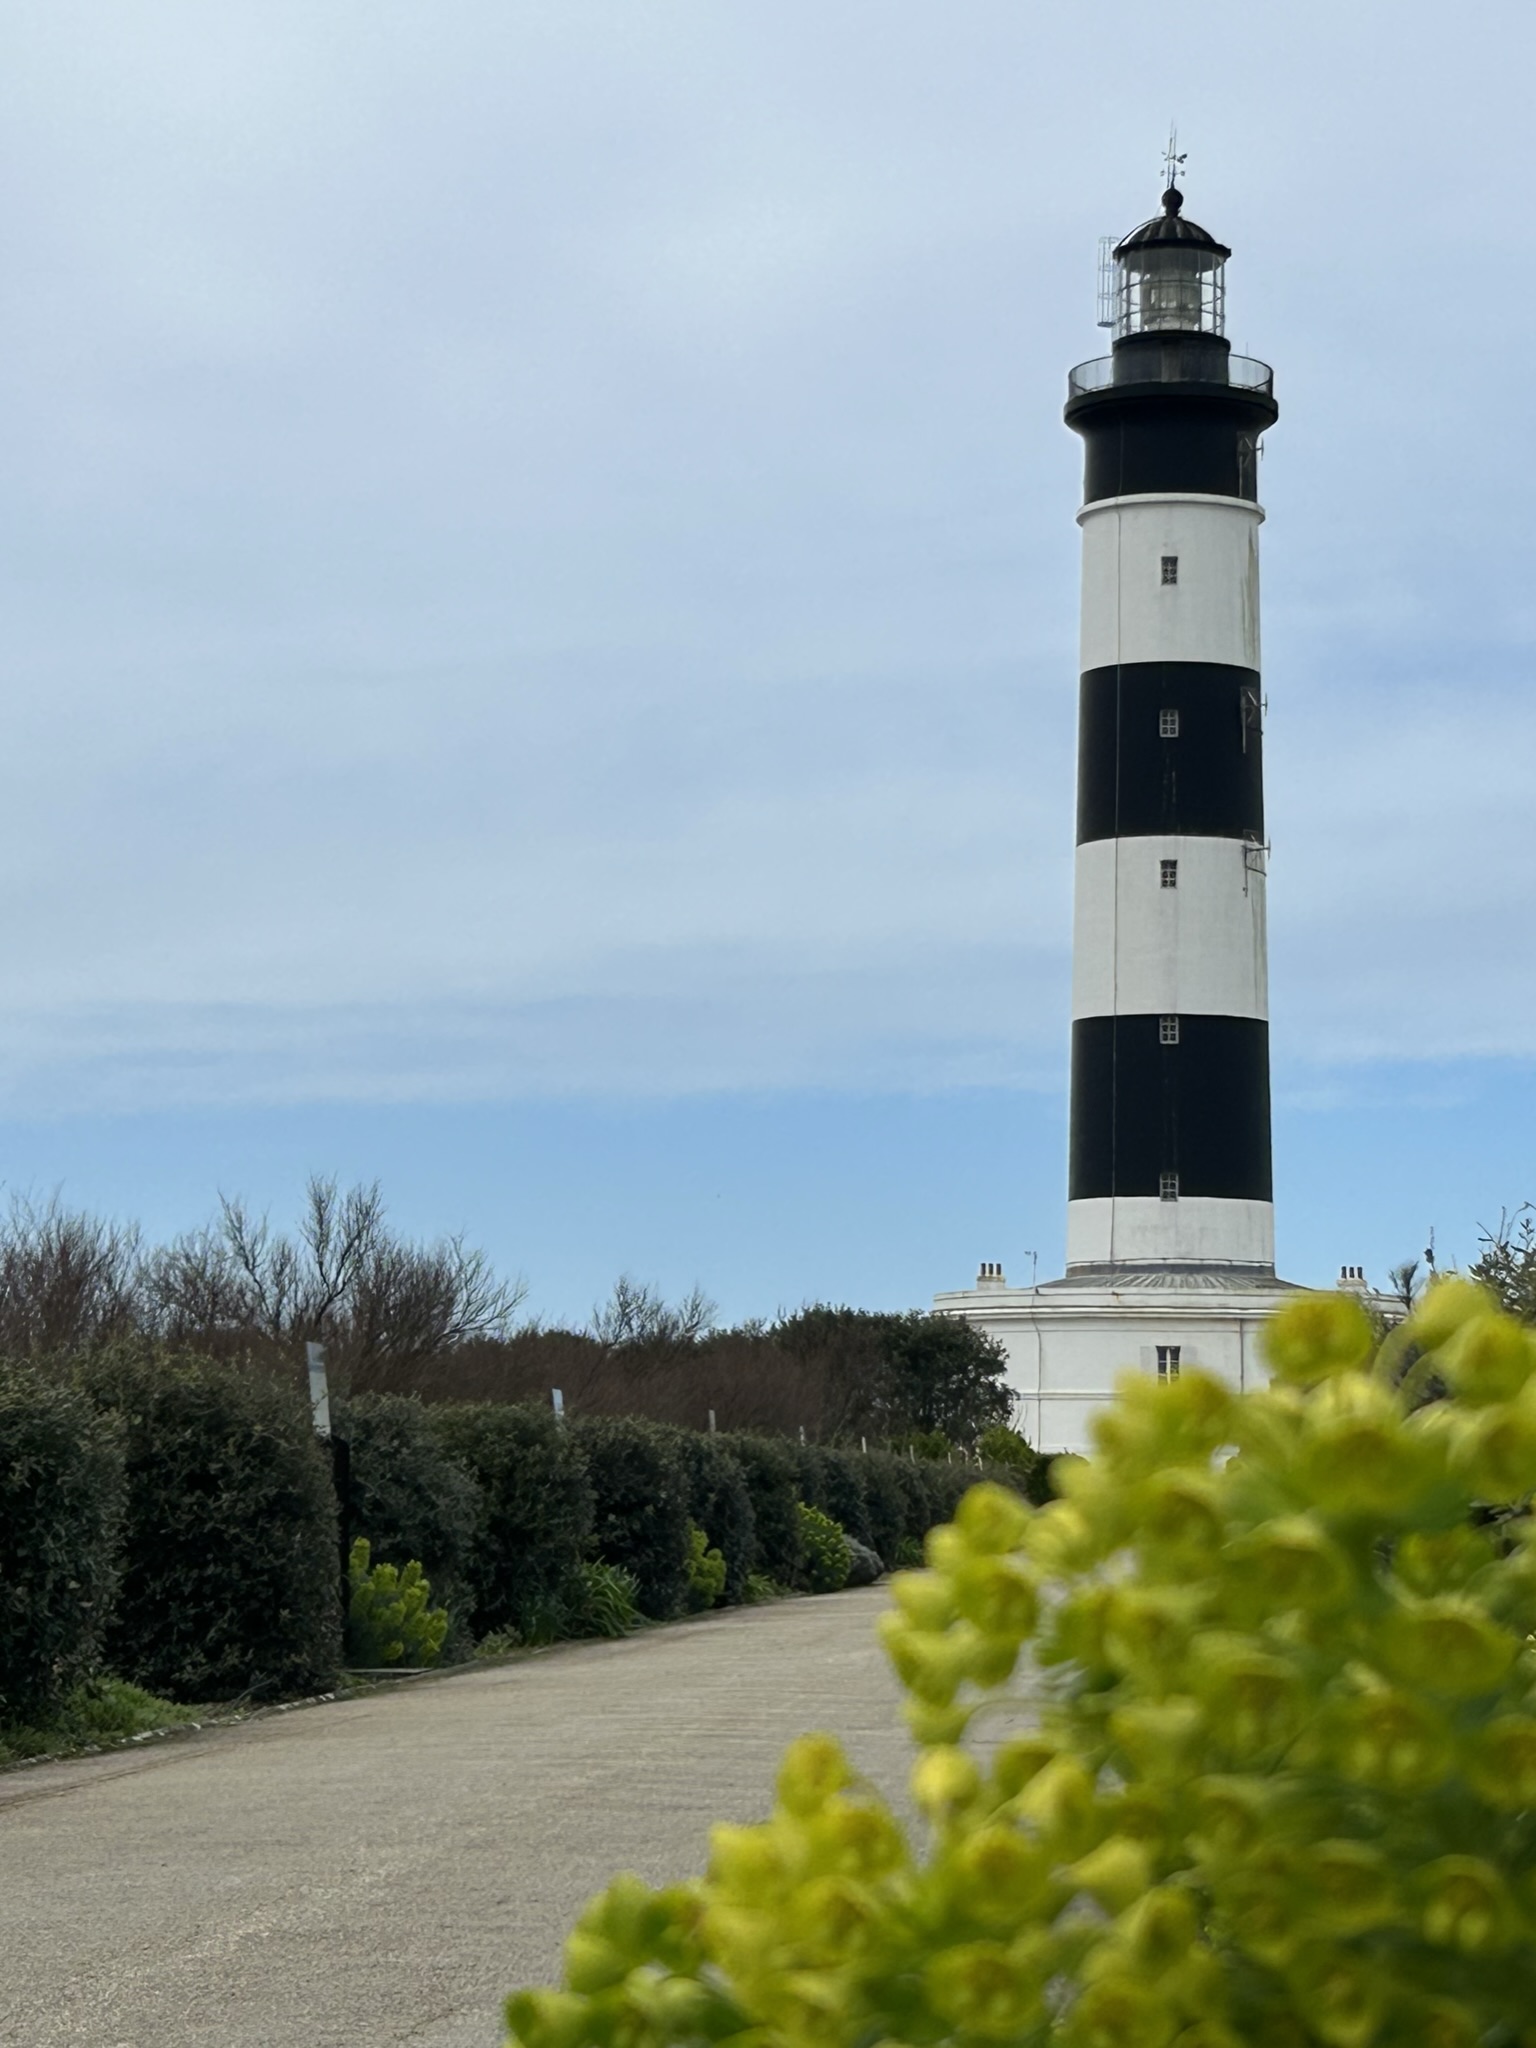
[[506, 1284, 1536, 2048], [820, 1447, 874, 1547], [427, 1401, 593, 1641], [345, 1537, 449, 1669], [879, 1311, 1011, 1442], [794, 1502, 852, 1595], [0, 1675, 195, 1767], [742, 1572, 785, 1605], [858, 1451, 908, 1566], [567, 1561, 643, 1640], [0, 1363, 125, 1724], [1471, 1203, 1536, 1324], [720, 1433, 803, 1586], [685, 1524, 728, 1612], [676, 1433, 755, 1604], [333, 1392, 482, 1639], [893, 1426, 954, 1461], [572, 1416, 693, 1622], [79, 1346, 340, 1702]]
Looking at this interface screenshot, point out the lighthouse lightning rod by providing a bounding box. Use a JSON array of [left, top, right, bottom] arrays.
[[1162, 125, 1187, 191]]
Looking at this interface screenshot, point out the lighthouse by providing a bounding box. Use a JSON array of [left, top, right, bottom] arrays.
[[934, 176, 1340, 1453], [1064, 184, 1277, 1272]]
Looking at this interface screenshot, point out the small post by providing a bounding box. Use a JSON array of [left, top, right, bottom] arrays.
[[552, 1387, 565, 1422], [308, 1342, 349, 1610], [861, 1436, 867, 1454], [708, 1408, 717, 1434], [799, 1424, 806, 1446], [306, 1341, 332, 1439]]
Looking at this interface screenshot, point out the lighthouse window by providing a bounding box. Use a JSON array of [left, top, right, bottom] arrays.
[[1160, 555, 1179, 585], [1160, 1015, 1180, 1045], [1159, 1171, 1180, 1202], [1157, 1345, 1181, 1381], [1159, 708, 1180, 738], [1160, 859, 1178, 889]]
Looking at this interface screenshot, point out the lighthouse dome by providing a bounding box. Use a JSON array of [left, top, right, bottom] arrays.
[[1114, 187, 1231, 263]]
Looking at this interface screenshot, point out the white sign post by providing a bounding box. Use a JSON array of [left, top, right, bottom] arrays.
[[306, 1341, 332, 1439]]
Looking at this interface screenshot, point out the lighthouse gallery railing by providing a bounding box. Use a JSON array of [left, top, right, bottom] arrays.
[[1066, 353, 1273, 399]]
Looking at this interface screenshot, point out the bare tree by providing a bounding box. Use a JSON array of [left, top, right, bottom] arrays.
[[0, 1195, 141, 1356]]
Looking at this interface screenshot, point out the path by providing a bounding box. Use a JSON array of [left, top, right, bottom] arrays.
[[0, 1588, 907, 2048]]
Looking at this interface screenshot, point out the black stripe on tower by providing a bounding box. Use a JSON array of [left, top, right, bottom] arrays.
[[1064, 338, 1278, 505], [1077, 661, 1263, 844], [1068, 1014, 1273, 1203]]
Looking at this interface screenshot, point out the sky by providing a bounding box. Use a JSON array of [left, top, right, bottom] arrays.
[[0, 1, 1532, 1325]]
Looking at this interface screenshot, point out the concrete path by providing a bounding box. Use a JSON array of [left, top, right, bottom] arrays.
[[0, 1589, 909, 2048]]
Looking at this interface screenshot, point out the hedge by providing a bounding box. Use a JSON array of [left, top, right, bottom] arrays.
[[676, 1432, 756, 1605], [427, 1401, 593, 1640], [0, 1364, 125, 1723], [817, 1446, 873, 1548], [334, 1392, 482, 1640], [80, 1347, 341, 1702], [859, 1451, 910, 1566], [572, 1416, 693, 1622], [720, 1432, 803, 1585]]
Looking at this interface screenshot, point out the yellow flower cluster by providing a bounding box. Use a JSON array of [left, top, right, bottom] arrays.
[[505, 1282, 1536, 2048]]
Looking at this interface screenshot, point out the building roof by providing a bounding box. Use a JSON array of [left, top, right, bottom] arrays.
[[1114, 186, 1231, 263]]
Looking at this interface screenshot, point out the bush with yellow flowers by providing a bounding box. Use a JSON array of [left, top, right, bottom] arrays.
[[505, 1281, 1536, 2048]]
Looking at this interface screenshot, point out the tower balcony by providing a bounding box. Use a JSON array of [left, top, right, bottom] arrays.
[[1068, 349, 1273, 403]]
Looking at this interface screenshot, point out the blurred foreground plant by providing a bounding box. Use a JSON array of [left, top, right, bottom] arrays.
[[505, 1281, 1536, 2048]]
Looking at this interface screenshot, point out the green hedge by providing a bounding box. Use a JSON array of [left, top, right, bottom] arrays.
[[721, 1432, 803, 1585], [860, 1451, 910, 1566], [676, 1433, 755, 1605], [81, 1348, 341, 1702], [0, 1364, 125, 1723], [427, 1401, 593, 1641], [572, 1417, 693, 1623], [817, 1446, 873, 1548], [334, 1392, 482, 1640]]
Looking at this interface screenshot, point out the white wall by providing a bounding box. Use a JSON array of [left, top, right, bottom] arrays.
[[1079, 493, 1263, 672], [1072, 834, 1268, 1020]]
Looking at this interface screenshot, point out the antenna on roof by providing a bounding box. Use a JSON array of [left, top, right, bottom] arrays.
[[1162, 124, 1187, 194]]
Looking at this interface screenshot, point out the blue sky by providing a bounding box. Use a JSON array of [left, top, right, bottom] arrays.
[[0, 1, 1532, 1323]]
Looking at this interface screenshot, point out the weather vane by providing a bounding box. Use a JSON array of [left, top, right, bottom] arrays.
[[1163, 125, 1187, 192]]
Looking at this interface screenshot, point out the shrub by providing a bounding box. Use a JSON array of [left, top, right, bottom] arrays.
[[676, 1433, 755, 1604], [506, 1283, 1536, 2048], [817, 1446, 873, 1547], [685, 1524, 727, 1612], [572, 1416, 692, 1622], [794, 1502, 851, 1595], [977, 1421, 1053, 1504], [80, 1347, 340, 1702], [721, 1433, 803, 1585], [0, 1676, 194, 1767], [859, 1452, 908, 1566], [345, 1538, 449, 1669], [333, 1392, 482, 1638], [0, 1364, 124, 1723], [427, 1401, 592, 1641], [888, 1452, 936, 1545], [567, 1561, 642, 1640]]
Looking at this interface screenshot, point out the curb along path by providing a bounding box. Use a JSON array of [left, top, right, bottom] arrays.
[[0, 1589, 905, 2048]]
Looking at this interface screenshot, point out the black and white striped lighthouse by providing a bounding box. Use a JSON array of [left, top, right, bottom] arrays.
[[1061, 182, 1278, 1273]]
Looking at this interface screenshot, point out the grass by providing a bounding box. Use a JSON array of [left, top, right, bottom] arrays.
[[0, 1677, 199, 1769]]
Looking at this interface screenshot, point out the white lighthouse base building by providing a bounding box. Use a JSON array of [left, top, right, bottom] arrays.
[[936, 1262, 1396, 1457], [934, 1263, 1294, 1456]]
